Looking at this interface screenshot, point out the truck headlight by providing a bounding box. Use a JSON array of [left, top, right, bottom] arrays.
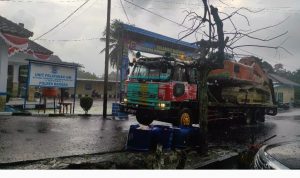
[[158, 103, 166, 108]]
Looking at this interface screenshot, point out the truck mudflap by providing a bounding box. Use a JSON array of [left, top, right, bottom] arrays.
[[266, 107, 277, 116]]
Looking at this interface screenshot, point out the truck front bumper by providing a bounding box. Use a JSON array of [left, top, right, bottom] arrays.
[[120, 103, 177, 123]]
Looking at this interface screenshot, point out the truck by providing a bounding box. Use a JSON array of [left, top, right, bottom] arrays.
[[121, 56, 277, 126]]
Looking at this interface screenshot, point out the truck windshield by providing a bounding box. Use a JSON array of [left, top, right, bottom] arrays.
[[130, 63, 172, 81]]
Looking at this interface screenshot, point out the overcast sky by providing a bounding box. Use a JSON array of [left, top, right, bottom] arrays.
[[1, 0, 300, 76]]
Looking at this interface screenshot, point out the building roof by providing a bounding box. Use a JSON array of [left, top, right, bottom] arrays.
[[122, 23, 197, 49], [0, 16, 33, 38], [269, 73, 300, 87], [27, 59, 81, 68], [28, 40, 53, 55], [47, 55, 62, 63], [77, 78, 119, 83]]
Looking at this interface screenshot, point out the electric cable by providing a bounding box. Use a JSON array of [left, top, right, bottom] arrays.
[[33, 0, 90, 40]]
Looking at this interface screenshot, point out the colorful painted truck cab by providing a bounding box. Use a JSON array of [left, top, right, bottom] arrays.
[[121, 57, 277, 126]]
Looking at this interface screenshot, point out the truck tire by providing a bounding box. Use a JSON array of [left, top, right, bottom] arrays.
[[175, 108, 193, 127], [255, 109, 265, 122], [136, 110, 154, 125], [246, 109, 255, 124]]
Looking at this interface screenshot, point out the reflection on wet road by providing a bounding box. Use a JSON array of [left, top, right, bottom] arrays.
[[0, 109, 300, 164], [0, 116, 135, 163], [208, 109, 300, 146]]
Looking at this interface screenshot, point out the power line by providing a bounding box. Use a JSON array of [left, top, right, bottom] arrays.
[[148, 0, 300, 10], [120, 0, 130, 24], [36, 37, 100, 42], [134, 0, 300, 14], [33, 0, 90, 40], [235, 47, 298, 70], [49, 0, 97, 36], [0, 0, 86, 3], [123, 0, 190, 29]]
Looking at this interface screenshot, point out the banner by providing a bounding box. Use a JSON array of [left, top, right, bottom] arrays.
[[125, 39, 194, 60], [29, 63, 76, 88], [0, 32, 29, 49], [122, 24, 197, 60]]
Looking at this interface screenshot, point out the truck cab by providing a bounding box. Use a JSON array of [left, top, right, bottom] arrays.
[[122, 57, 198, 126]]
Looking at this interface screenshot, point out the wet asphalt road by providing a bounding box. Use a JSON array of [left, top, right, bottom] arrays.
[[0, 109, 300, 164], [0, 116, 136, 163]]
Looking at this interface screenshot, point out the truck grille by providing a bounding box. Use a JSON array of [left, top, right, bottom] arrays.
[[127, 83, 159, 106]]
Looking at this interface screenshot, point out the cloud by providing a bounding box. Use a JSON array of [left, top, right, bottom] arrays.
[[1, 0, 300, 74], [11, 9, 36, 30]]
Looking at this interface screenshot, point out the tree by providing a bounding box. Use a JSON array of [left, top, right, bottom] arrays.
[[77, 69, 100, 79], [274, 63, 284, 72], [290, 69, 300, 103], [99, 71, 118, 80], [261, 61, 274, 73], [179, 0, 290, 153], [100, 19, 124, 69]]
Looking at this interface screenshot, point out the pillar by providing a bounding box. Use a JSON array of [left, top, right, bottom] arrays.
[[12, 64, 20, 97], [0, 39, 8, 111], [28, 86, 36, 102]]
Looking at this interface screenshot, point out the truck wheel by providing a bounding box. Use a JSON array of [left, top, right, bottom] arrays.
[[175, 108, 192, 127], [255, 109, 265, 122], [246, 109, 255, 124], [136, 110, 154, 125]]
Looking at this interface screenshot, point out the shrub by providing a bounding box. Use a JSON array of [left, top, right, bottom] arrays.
[[80, 96, 93, 115]]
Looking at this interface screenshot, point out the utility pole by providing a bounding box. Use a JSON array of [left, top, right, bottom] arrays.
[[103, 0, 111, 118]]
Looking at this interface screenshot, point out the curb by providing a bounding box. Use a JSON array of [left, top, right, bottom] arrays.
[[0, 113, 116, 118]]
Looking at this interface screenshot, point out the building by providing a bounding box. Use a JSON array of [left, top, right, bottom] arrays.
[[269, 73, 300, 105], [68, 78, 120, 99], [0, 15, 68, 111]]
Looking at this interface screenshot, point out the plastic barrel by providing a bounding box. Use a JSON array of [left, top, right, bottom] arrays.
[[112, 103, 120, 116], [126, 124, 152, 151], [172, 126, 203, 149], [151, 125, 173, 150], [172, 126, 192, 149]]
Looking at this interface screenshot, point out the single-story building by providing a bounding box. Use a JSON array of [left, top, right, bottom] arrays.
[[68, 78, 120, 99], [1, 15, 34, 111], [269, 73, 300, 106], [0, 15, 75, 111]]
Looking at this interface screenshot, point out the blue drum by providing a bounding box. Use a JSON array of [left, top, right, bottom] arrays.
[[126, 124, 152, 151], [151, 125, 173, 150], [172, 126, 202, 149]]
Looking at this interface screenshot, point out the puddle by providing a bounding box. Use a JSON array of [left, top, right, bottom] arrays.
[[0, 129, 9, 134], [17, 129, 24, 133]]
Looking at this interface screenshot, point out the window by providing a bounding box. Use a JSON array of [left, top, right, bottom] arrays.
[[173, 65, 187, 82], [108, 84, 112, 91], [85, 83, 92, 91], [130, 63, 172, 81], [187, 68, 197, 84]]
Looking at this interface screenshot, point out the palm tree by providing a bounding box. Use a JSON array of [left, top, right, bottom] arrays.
[[101, 19, 127, 102], [100, 19, 124, 69]]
